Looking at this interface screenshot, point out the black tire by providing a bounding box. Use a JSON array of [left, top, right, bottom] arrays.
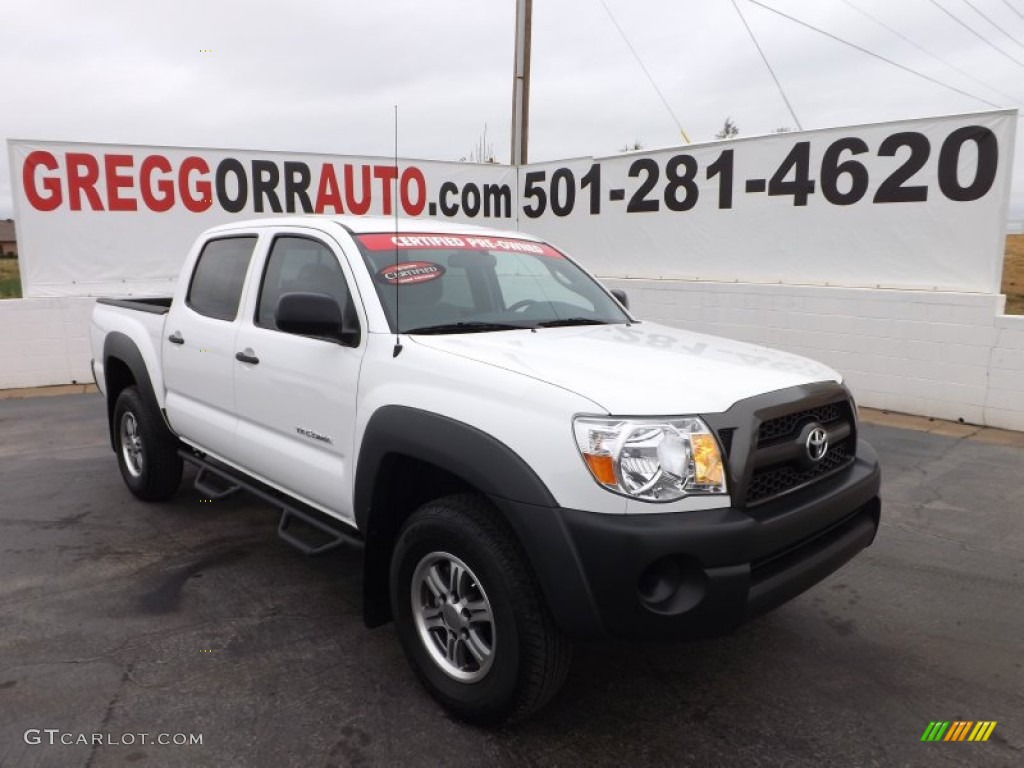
[[112, 386, 183, 501], [390, 493, 571, 725]]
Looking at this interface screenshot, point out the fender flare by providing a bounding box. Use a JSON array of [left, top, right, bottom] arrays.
[[355, 405, 567, 628], [102, 332, 164, 450], [354, 405, 557, 529]]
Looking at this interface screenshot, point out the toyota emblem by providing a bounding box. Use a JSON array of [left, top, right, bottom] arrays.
[[806, 426, 829, 462]]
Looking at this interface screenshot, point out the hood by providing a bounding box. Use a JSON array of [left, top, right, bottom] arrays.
[[409, 321, 842, 415]]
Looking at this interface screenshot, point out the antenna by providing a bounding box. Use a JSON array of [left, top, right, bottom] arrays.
[[392, 105, 403, 357]]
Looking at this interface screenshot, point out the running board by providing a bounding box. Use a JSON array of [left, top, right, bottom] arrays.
[[278, 508, 350, 556], [194, 467, 241, 500], [179, 450, 364, 556]]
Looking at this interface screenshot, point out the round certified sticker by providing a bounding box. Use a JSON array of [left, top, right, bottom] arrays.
[[376, 261, 446, 285]]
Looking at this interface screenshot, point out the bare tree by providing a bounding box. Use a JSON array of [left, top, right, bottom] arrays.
[[460, 124, 497, 163], [619, 139, 645, 152], [715, 118, 739, 139]]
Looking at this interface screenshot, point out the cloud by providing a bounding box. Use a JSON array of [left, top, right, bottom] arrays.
[[1, 0, 1021, 219]]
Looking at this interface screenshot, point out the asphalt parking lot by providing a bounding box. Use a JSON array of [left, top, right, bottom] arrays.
[[0, 392, 1021, 768]]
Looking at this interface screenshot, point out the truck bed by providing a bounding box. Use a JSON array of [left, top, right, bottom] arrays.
[[96, 297, 173, 314], [90, 297, 173, 402]]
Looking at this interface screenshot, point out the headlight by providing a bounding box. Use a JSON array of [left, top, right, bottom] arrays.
[[573, 416, 727, 501]]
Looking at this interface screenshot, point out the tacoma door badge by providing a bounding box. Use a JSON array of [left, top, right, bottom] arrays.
[[296, 427, 334, 445]]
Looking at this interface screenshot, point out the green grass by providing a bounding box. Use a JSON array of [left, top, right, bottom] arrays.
[[1004, 235, 1023, 315], [0, 258, 21, 299]]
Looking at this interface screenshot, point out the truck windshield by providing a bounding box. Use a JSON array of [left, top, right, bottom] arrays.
[[354, 233, 629, 333]]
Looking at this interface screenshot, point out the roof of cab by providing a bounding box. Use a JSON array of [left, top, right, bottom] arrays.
[[204, 216, 542, 242]]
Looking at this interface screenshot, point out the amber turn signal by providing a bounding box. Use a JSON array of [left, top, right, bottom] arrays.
[[583, 453, 616, 485]]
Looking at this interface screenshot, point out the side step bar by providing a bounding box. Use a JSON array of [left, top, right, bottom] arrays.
[[194, 467, 241, 500], [179, 450, 364, 556], [278, 509, 352, 556]]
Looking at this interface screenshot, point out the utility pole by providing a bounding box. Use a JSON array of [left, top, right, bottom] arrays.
[[510, 0, 532, 165]]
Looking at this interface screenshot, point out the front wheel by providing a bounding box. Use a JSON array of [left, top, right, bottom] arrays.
[[390, 494, 571, 725], [112, 386, 183, 501]]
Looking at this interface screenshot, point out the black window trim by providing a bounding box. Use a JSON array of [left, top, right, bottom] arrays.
[[185, 234, 259, 322], [253, 232, 361, 343]]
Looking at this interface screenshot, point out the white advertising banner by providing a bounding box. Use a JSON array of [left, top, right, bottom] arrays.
[[8, 109, 1016, 297], [519, 110, 1016, 294], [8, 142, 516, 297]]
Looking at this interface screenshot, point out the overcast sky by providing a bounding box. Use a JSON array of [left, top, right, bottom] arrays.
[[2, 0, 1023, 221]]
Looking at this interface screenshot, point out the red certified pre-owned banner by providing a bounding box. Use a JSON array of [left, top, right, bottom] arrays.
[[356, 233, 564, 258]]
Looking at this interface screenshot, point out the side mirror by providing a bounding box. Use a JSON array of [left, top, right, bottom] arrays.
[[276, 292, 348, 341], [611, 289, 630, 310]]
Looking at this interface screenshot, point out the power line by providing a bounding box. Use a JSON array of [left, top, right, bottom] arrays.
[[926, 0, 1024, 72], [596, 0, 691, 143], [838, 0, 1023, 106], [999, 0, 1024, 22], [959, 0, 1024, 53], [730, 0, 803, 129], [746, 0, 1003, 107]]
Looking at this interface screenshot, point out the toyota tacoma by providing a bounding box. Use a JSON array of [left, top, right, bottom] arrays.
[[90, 216, 881, 724]]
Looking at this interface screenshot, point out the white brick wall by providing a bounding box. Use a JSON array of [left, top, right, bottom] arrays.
[[985, 315, 1024, 430], [0, 298, 94, 389], [1, 288, 1023, 431]]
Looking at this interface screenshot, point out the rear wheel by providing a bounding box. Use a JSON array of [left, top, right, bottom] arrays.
[[112, 386, 182, 501], [390, 494, 571, 725]]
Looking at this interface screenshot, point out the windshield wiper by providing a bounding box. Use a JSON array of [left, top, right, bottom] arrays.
[[535, 317, 610, 328], [403, 321, 529, 335]]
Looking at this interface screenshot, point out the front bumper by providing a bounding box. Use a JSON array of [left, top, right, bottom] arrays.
[[495, 439, 881, 640]]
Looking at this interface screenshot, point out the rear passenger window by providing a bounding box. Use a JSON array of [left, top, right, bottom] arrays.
[[187, 236, 257, 321], [256, 236, 352, 330]]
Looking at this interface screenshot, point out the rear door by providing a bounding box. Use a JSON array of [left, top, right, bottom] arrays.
[[232, 231, 365, 521], [162, 235, 259, 460]]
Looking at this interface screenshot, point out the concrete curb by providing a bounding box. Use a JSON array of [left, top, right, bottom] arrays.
[[858, 408, 1024, 447], [0, 383, 98, 399]]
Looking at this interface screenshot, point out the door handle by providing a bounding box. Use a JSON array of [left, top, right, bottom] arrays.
[[235, 350, 260, 365], [168, 331, 185, 345]]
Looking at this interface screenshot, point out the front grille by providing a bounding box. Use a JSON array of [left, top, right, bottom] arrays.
[[747, 437, 855, 504], [703, 385, 859, 510], [758, 402, 844, 446], [745, 395, 856, 507]]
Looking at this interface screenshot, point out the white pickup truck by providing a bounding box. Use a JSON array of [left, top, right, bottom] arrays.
[[90, 216, 881, 724]]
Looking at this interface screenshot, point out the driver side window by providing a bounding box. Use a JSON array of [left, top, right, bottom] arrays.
[[256, 236, 352, 330]]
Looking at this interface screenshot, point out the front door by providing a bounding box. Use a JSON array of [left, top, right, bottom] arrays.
[[232, 232, 365, 522]]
